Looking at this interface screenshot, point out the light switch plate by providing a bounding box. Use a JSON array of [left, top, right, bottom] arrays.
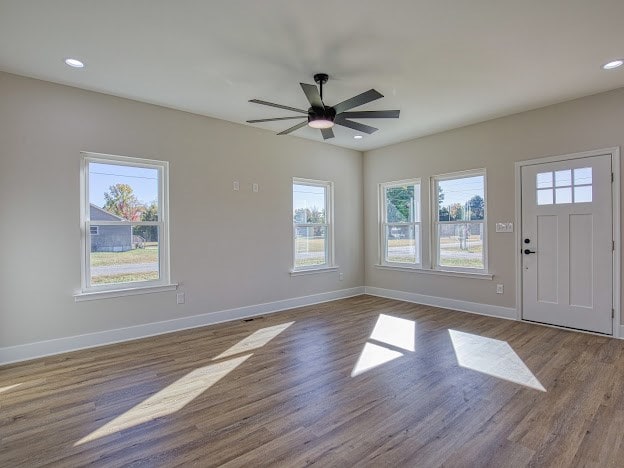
[[495, 222, 513, 233]]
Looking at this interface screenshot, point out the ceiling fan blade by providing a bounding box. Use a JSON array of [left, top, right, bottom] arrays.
[[333, 89, 384, 114], [277, 120, 308, 135], [247, 116, 307, 123], [300, 83, 324, 109], [338, 110, 400, 119], [249, 99, 307, 114], [335, 118, 378, 134], [320, 128, 334, 140]]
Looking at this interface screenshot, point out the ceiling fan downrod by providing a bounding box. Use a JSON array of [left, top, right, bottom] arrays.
[[314, 73, 329, 102]]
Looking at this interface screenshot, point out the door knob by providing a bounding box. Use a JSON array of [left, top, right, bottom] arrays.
[[524, 249, 536, 255]]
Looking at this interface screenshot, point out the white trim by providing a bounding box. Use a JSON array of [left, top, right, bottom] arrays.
[[514, 147, 621, 336], [373, 264, 493, 280], [364, 286, 516, 320], [289, 266, 339, 276], [613, 148, 621, 338], [0, 287, 365, 366], [74, 283, 178, 302]]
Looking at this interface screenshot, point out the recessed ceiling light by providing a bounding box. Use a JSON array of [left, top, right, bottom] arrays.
[[353, 135, 363, 140], [603, 60, 623, 70], [64, 58, 85, 68]]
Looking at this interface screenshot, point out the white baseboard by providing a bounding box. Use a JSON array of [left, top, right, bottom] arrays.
[[364, 286, 517, 320], [0, 287, 365, 366]]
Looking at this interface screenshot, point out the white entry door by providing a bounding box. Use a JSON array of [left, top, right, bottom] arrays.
[[521, 154, 613, 334]]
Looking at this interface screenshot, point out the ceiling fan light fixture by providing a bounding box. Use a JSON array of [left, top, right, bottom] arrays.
[[308, 115, 335, 129]]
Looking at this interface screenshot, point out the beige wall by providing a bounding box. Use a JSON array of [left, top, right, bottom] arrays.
[[0, 72, 363, 348], [364, 87, 624, 319]]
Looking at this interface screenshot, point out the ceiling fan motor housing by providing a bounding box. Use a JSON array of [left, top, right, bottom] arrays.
[[308, 106, 336, 125]]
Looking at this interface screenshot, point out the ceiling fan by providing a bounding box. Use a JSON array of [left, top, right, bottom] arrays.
[[247, 73, 400, 140]]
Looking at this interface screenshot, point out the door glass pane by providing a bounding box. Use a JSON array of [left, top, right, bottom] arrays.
[[537, 189, 553, 205], [90, 225, 160, 285], [536, 172, 553, 189], [574, 167, 592, 185], [555, 187, 572, 204], [574, 186, 592, 203], [385, 225, 418, 264], [385, 184, 419, 222], [555, 170, 572, 187], [438, 223, 484, 269], [294, 226, 327, 268], [89, 163, 159, 221]]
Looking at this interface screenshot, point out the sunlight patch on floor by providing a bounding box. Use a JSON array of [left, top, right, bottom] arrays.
[[213, 321, 295, 360], [75, 353, 252, 446], [351, 342, 404, 377], [351, 314, 416, 377], [0, 383, 22, 394], [370, 314, 416, 352], [448, 329, 546, 392]]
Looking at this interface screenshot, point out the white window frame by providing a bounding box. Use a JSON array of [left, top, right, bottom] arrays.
[[431, 169, 488, 273], [78, 152, 171, 295], [379, 178, 422, 268], [292, 178, 334, 272]]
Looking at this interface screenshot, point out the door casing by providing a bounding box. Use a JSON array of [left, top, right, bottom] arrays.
[[514, 147, 621, 337]]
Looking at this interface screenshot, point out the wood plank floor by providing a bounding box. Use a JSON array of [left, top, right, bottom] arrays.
[[2, 295, 624, 467]]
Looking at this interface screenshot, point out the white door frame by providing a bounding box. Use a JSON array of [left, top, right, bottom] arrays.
[[514, 147, 621, 337]]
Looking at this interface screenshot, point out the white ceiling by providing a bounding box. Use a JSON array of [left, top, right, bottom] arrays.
[[1, 0, 624, 151]]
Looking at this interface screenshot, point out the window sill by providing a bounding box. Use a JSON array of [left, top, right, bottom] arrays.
[[374, 264, 493, 280], [74, 283, 178, 302], [290, 266, 339, 276]]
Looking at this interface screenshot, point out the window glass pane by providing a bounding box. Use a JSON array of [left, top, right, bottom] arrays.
[[537, 189, 553, 205], [574, 186, 592, 203], [293, 184, 326, 223], [536, 172, 553, 189], [554, 169, 572, 187], [574, 167, 592, 186], [90, 225, 159, 285], [385, 225, 419, 264], [89, 163, 159, 222], [438, 223, 484, 269], [385, 184, 420, 222], [294, 226, 327, 268], [438, 175, 484, 221], [555, 187, 572, 204]]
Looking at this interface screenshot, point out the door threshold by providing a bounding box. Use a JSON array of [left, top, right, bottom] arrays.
[[521, 319, 613, 338]]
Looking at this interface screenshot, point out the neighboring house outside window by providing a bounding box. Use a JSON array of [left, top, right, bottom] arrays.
[[380, 179, 421, 267], [433, 170, 487, 272], [80, 152, 170, 293], [292, 178, 334, 271]]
